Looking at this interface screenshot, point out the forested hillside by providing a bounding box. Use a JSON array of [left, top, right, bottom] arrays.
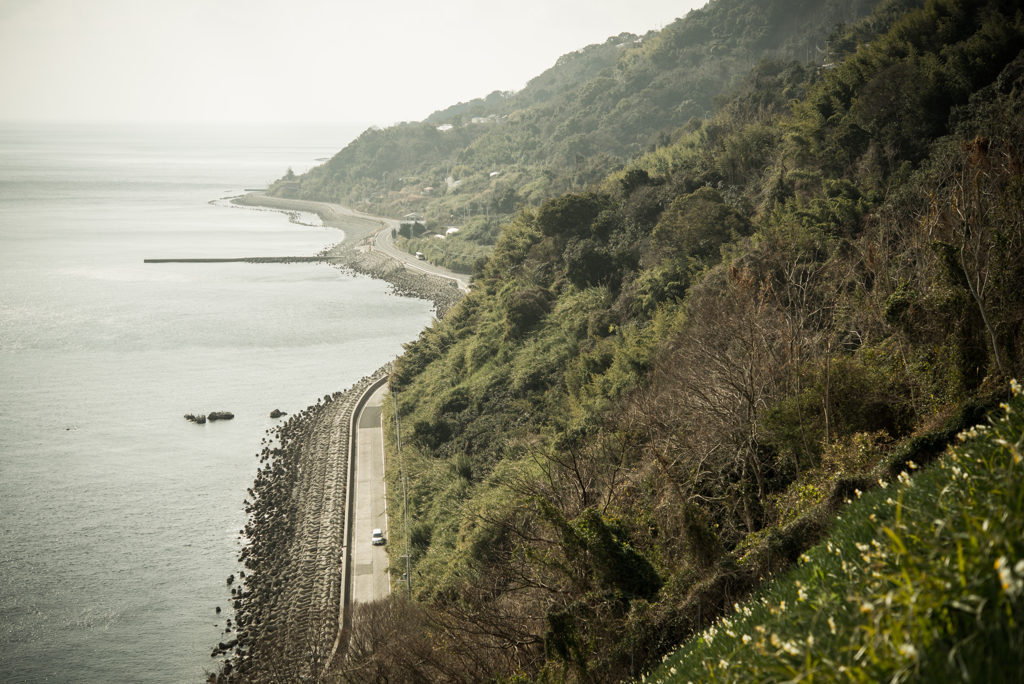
[[265, 0, 879, 243], [328, 0, 1024, 681]]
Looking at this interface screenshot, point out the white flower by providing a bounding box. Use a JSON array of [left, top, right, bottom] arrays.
[[996, 556, 1024, 597], [899, 643, 918, 660]]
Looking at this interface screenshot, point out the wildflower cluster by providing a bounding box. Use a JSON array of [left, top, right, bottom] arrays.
[[642, 383, 1024, 683], [995, 556, 1024, 598]]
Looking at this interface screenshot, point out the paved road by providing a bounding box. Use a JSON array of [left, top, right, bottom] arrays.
[[236, 193, 470, 291], [371, 220, 471, 292], [350, 383, 391, 604]]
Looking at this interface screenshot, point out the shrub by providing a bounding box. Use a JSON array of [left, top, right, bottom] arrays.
[[646, 380, 1024, 683]]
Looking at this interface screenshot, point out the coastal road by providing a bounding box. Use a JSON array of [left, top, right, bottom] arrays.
[[371, 219, 471, 292], [235, 193, 470, 291], [350, 383, 391, 604]]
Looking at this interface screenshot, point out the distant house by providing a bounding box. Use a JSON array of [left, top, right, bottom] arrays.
[[436, 124, 453, 132], [423, 187, 433, 195], [404, 212, 423, 221], [489, 171, 500, 178]]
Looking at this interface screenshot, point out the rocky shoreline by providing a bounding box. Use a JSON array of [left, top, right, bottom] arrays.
[[206, 195, 464, 682], [231, 193, 464, 319], [209, 369, 390, 683], [319, 241, 464, 320]]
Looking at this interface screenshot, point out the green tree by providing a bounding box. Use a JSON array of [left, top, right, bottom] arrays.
[[652, 187, 751, 262]]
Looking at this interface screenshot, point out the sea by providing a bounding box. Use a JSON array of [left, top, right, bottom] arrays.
[[0, 122, 435, 683]]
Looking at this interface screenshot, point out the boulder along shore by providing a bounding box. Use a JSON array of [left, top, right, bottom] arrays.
[[210, 369, 388, 683], [208, 196, 464, 682]]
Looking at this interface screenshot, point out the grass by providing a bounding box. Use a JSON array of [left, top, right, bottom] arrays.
[[643, 381, 1024, 683], [393, 234, 492, 274]]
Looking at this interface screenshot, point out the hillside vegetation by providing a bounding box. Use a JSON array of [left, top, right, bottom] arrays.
[[328, 0, 1024, 682], [211, 0, 1024, 682], [265, 0, 879, 234], [649, 383, 1024, 682]]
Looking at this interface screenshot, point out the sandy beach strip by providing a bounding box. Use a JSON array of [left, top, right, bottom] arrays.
[[231, 193, 386, 243], [231, 193, 466, 319]]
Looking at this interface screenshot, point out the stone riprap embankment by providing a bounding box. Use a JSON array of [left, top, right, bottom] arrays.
[[211, 368, 388, 682], [231, 193, 464, 319], [207, 194, 465, 683], [321, 241, 464, 320]]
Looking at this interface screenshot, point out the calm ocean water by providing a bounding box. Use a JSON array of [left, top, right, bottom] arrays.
[[0, 123, 434, 683]]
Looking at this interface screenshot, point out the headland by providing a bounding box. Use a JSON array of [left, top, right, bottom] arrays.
[[231, 193, 465, 319]]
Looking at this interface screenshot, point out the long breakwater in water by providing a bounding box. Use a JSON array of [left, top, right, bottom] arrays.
[[211, 368, 389, 683], [231, 193, 467, 319], [143, 257, 339, 263], [0, 122, 434, 684]]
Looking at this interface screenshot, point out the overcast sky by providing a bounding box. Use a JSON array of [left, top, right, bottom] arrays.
[[0, 0, 706, 126]]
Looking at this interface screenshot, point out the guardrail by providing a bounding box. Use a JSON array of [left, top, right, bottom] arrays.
[[323, 372, 390, 672]]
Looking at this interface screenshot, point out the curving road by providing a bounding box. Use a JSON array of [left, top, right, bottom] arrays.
[[235, 193, 470, 291], [371, 220, 470, 291]]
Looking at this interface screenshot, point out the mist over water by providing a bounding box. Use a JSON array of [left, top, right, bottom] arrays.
[[0, 123, 433, 683]]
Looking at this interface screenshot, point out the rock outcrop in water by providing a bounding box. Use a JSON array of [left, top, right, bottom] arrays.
[[185, 413, 206, 424], [208, 412, 235, 421]]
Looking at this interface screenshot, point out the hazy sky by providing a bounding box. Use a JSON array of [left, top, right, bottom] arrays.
[[0, 0, 706, 126]]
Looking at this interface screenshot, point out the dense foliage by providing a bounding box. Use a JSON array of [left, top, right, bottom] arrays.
[[265, 0, 881, 237], [211, 1, 1024, 682], [321, 1, 1024, 682], [648, 384, 1024, 682]]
